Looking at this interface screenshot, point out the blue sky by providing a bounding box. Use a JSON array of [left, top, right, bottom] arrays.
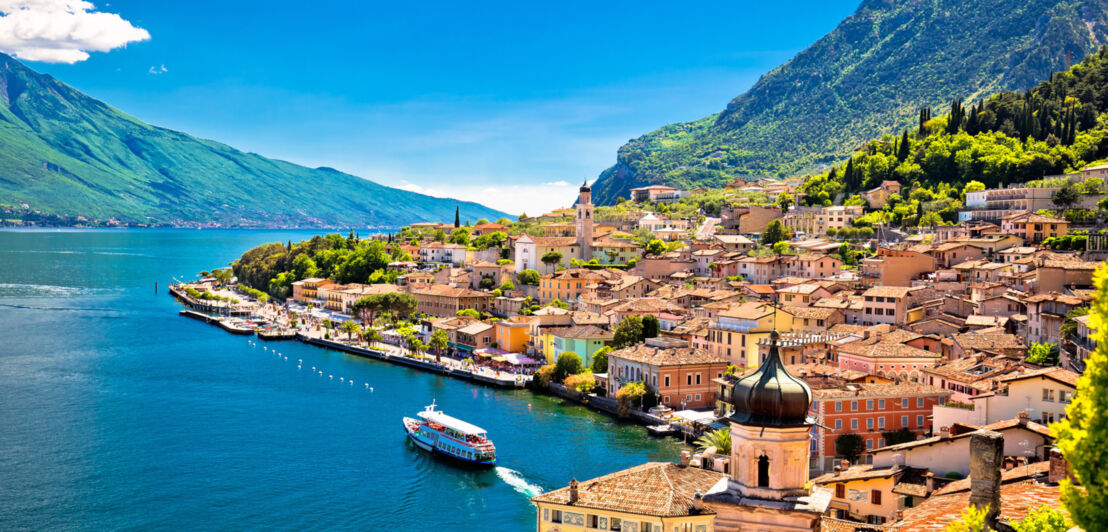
[[11, 0, 858, 215]]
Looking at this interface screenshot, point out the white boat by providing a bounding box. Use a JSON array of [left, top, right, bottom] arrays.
[[402, 400, 496, 467]]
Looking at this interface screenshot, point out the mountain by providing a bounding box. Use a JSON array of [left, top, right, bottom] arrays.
[[0, 53, 507, 227], [590, 0, 1108, 205]]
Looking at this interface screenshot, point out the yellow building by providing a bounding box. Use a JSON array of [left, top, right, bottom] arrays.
[[706, 302, 795, 367], [531, 462, 722, 532], [539, 268, 620, 303], [811, 464, 927, 525]]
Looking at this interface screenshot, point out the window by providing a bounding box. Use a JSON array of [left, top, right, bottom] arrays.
[[866, 438, 874, 449], [664, 376, 670, 387], [757, 455, 770, 487], [871, 490, 882, 505], [901, 415, 908, 427], [916, 415, 924, 426], [1061, 391, 1073, 404], [687, 375, 692, 386], [835, 419, 842, 430], [695, 394, 701, 401], [552, 510, 563, 523], [836, 401, 842, 412], [1043, 388, 1055, 402], [878, 417, 885, 429], [663, 395, 670, 404], [851, 419, 858, 430], [610, 518, 622, 531], [866, 399, 874, 410], [867, 418, 874, 430], [835, 483, 846, 498], [587, 515, 598, 528], [696, 374, 701, 385], [878, 399, 885, 409], [851, 400, 858, 411], [917, 397, 924, 408], [878, 438, 885, 448]]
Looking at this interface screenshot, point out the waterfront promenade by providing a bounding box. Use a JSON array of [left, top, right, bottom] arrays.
[[171, 283, 528, 389]]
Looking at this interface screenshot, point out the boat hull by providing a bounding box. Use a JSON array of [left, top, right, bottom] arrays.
[[402, 417, 496, 468]]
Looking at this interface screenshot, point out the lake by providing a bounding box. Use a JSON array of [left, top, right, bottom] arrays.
[[0, 229, 682, 531]]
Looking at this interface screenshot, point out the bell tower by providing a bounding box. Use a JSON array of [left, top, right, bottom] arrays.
[[727, 330, 814, 500], [576, 180, 593, 260]]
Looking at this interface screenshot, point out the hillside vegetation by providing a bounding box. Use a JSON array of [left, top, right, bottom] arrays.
[[590, 0, 1108, 204], [0, 54, 505, 227], [801, 47, 1108, 226]]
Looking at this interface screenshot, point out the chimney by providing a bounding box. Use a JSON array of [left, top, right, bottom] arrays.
[[1017, 411, 1030, 425], [1048, 448, 1069, 484], [568, 479, 579, 504], [969, 430, 1004, 530], [841, 459, 850, 470], [939, 426, 950, 439], [680, 450, 691, 468], [925, 472, 935, 495], [691, 491, 704, 513], [833, 464, 842, 476]]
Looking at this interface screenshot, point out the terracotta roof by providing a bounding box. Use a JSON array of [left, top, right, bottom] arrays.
[[837, 329, 940, 360], [530, 462, 724, 517], [999, 367, 1079, 388], [411, 285, 491, 298], [951, 331, 1025, 353], [812, 382, 948, 400], [553, 325, 614, 341], [874, 418, 1052, 454], [718, 301, 775, 320], [812, 464, 902, 484], [609, 344, 728, 367], [863, 285, 913, 298], [783, 306, 841, 320], [896, 468, 1061, 531]]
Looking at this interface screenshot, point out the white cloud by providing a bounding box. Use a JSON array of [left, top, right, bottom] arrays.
[[0, 1, 149, 63], [148, 64, 166, 75], [542, 180, 569, 187]]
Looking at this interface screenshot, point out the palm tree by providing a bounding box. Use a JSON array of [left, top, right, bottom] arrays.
[[429, 329, 449, 363], [362, 328, 383, 347], [340, 320, 362, 341], [410, 339, 427, 359], [541, 251, 563, 272], [212, 268, 233, 287], [695, 428, 732, 454]]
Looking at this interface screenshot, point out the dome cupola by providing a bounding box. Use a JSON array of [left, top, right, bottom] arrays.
[[729, 330, 813, 427]]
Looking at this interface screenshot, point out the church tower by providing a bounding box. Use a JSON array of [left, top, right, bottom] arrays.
[[702, 330, 828, 531], [726, 329, 814, 499], [575, 181, 593, 260]]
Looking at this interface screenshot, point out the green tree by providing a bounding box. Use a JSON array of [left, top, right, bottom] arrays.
[[835, 433, 865, 464], [362, 328, 383, 347], [212, 268, 233, 287], [762, 219, 789, 246], [1011, 505, 1072, 532], [429, 329, 449, 363], [881, 428, 916, 446], [456, 308, 480, 319], [1053, 182, 1081, 209], [613, 315, 644, 348], [616, 381, 646, 416], [563, 371, 596, 393], [479, 276, 495, 290], [945, 504, 991, 532], [1060, 307, 1090, 341], [454, 205, 460, 228], [518, 269, 540, 286], [499, 279, 515, 291], [695, 428, 732, 454], [591, 346, 611, 373], [541, 251, 563, 271], [1055, 265, 1108, 532], [339, 320, 362, 340], [554, 352, 584, 381], [772, 241, 790, 255], [645, 239, 667, 256], [642, 314, 660, 339], [1027, 342, 1059, 366], [449, 227, 471, 245]]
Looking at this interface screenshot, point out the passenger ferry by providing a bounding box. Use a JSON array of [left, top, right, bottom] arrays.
[[402, 401, 497, 467]]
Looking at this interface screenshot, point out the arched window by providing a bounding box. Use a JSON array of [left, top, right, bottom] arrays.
[[757, 455, 770, 487]]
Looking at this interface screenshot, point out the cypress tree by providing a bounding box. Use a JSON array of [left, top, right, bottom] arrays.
[[845, 158, 855, 191], [454, 206, 460, 228], [897, 130, 911, 161]]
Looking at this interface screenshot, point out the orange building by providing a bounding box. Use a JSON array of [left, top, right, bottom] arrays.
[[606, 338, 729, 409], [493, 318, 531, 353]]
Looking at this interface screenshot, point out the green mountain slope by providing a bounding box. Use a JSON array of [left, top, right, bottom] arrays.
[[0, 54, 507, 227], [591, 0, 1108, 205]]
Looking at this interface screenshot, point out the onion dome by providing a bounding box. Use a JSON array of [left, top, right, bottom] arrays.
[[579, 180, 591, 192], [729, 330, 813, 427]]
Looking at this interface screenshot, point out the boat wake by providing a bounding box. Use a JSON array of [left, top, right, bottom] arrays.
[[495, 467, 543, 498]]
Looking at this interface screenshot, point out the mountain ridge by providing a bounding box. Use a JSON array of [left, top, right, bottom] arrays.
[[590, 0, 1108, 205], [0, 53, 507, 228]]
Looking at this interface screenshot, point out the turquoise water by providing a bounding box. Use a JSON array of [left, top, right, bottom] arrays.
[[0, 229, 682, 531]]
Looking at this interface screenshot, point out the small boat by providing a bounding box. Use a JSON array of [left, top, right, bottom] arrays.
[[402, 400, 496, 467], [646, 424, 675, 436]]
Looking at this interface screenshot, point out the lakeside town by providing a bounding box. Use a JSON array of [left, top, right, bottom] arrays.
[[170, 169, 1108, 532]]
